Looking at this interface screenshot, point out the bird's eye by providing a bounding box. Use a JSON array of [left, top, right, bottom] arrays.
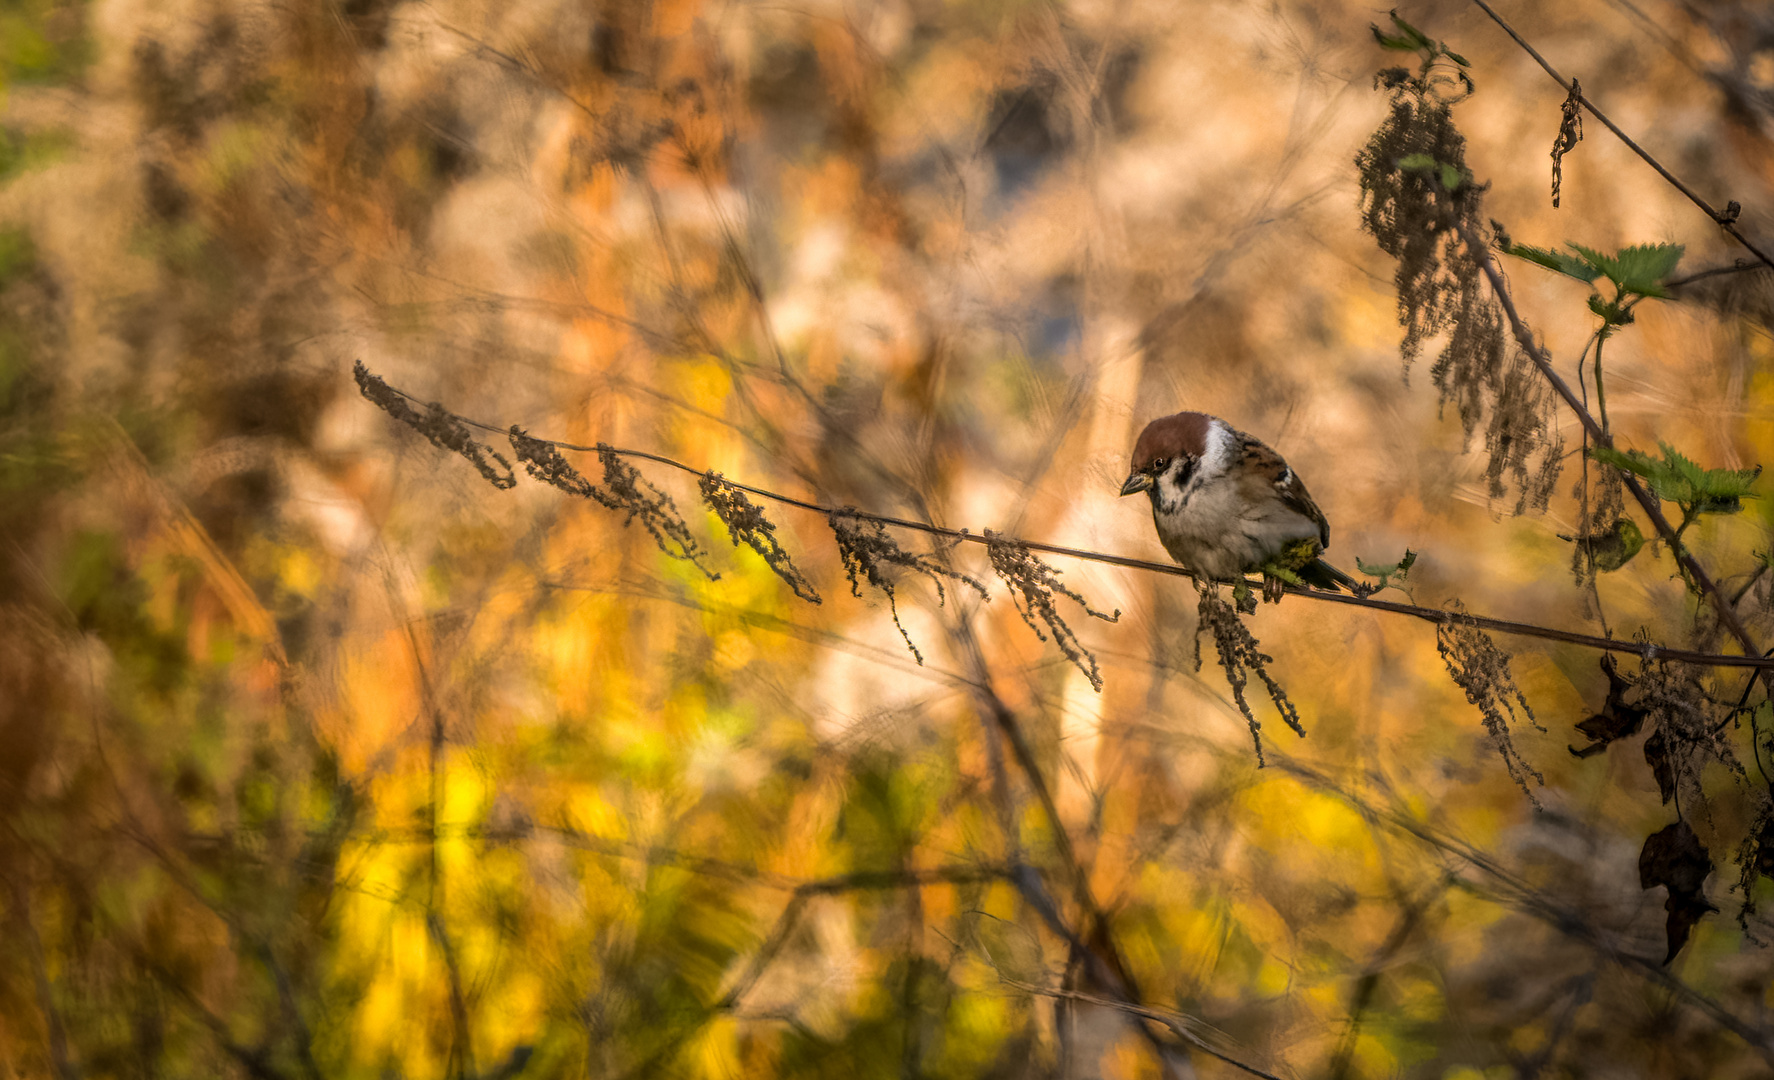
[[1151, 457, 1169, 471]]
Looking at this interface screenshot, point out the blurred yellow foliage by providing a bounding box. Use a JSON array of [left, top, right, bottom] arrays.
[[4, 0, 1774, 1077]]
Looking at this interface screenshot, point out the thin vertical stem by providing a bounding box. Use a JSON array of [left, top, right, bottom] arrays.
[[1592, 331, 1610, 439]]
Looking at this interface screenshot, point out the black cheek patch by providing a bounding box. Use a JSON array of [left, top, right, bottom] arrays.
[[1175, 458, 1199, 508]]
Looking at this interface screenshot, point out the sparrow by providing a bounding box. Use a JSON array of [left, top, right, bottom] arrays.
[[1119, 411, 1357, 601]]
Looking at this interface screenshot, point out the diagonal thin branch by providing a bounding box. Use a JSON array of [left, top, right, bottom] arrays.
[[933, 579, 1192, 1079], [1460, 225, 1766, 664], [1466, 0, 1774, 270], [612, 863, 1011, 1080], [999, 978, 1291, 1080], [715, 865, 1008, 1010], [129, 944, 296, 1080]]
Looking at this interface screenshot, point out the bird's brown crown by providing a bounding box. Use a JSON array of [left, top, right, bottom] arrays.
[[1130, 411, 1212, 471]]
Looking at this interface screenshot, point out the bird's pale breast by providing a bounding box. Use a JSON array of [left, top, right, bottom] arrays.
[[1151, 474, 1323, 579]]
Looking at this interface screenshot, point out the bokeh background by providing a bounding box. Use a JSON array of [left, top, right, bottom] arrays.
[[7, 0, 1774, 1076]]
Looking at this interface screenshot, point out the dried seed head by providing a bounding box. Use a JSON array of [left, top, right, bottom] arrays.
[[355, 361, 516, 490], [1436, 603, 1545, 804], [508, 426, 716, 579], [984, 530, 1118, 692], [829, 510, 987, 666], [1635, 656, 1747, 821], [1550, 78, 1583, 209], [509, 426, 598, 498], [593, 446, 716, 578], [700, 472, 820, 603], [1734, 789, 1774, 938], [1356, 73, 1562, 514], [1194, 588, 1305, 766]]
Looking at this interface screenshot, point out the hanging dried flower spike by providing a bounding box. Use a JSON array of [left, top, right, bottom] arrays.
[[355, 362, 516, 489], [984, 530, 1118, 692], [1436, 602, 1545, 803], [829, 511, 986, 665], [508, 426, 716, 579], [1194, 588, 1304, 766], [700, 472, 820, 603]]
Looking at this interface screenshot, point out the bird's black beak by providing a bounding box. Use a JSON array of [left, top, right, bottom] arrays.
[[1119, 472, 1153, 497]]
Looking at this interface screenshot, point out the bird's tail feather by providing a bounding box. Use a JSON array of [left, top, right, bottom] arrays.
[[1298, 558, 1360, 593]]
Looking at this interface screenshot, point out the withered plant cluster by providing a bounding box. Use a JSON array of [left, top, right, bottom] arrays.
[[984, 530, 1119, 691], [359, 366, 1144, 681], [354, 361, 517, 490], [1355, 29, 1563, 513], [1636, 660, 1749, 814], [1192, 588, 1305, 766], [825, 513, 988, 667], [1434, 605, 1546, 803], [508, 422, 714, 576], [1738, 798, 1774, 934], [700, 473, 821, 603], [592, 447, 713, 575]]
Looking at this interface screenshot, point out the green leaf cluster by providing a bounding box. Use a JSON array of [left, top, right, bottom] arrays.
[[1504, 241, 1685, 321], [1574, 243, 1685, 298], [1504, 243, 1599, 284], [1588, 443, 1760, 517], [1371, 10, 1469, 66]]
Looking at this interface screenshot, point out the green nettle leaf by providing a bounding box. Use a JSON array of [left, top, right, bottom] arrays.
[[1504, 243, 1601, 283], [1396, 152, 1437, 171], [1505, 241, 1683, 300], [1443, 48, 1471, 66], [1387, 11, 1433, 50], [1567, 242, 1616, 280], [1667, 444, 1761, 511], [1438, 163, 1464, 191], [1589, 443, 1760, 515], [1607, 243, 1685, 298], [1569, 242, 1684, 298], [1588, 447, 1654, 482], [1371, 26, 1422, 51]]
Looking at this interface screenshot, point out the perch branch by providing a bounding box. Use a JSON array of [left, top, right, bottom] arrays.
[[362, 374, 1774, 671]]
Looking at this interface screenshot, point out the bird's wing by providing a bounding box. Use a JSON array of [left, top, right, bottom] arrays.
[[1235, 432, 1331, 549]]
